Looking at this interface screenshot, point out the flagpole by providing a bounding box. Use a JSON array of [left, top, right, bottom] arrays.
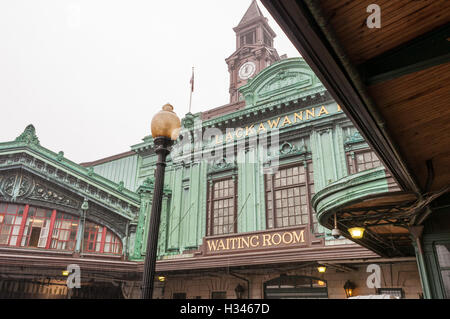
[[188, 67, 194, 113]]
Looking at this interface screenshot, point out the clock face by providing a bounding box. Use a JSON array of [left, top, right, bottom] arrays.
[[238, 61, 256, 80]]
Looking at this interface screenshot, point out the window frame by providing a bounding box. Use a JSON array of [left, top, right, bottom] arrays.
[[240, 30, 256, 46], [0, 202, 122, 255], [346, 148, 382, 175], [0, 203, 26, 246], [49, 212, 79, 251], [206, 176, 238, 236], [19, 206, 54, 248], [83, 221, 122, 255], [264, 161, 315, 230], [433, 242, 450, 299]]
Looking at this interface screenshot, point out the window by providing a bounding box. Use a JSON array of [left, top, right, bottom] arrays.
[[207, 177, 237, 236], [346, 149, 382, 174], [103, 229, 122, 254], [263, 32, 272, 46], [240, 30, 255, 46], [84, 222, 104, 253], [265, 162, 315, 229], [376, 288, 405, 299], [83, 221, 122, 255], [0, 203, 25, 246], [0, 202, 121, 254], [435, 244, 450, 299], [20, 207, 53, 248], [50, 213, 79, 251]]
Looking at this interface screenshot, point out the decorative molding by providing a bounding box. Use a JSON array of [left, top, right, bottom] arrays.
[[0, 153, 139, 219], [344, 131, 365, 146], [29, 179, 80, 210], [15, 125, 40, 145], [208, 157, 236, 174]]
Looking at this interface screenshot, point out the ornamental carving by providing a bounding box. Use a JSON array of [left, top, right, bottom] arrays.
[[344, 131, 364, 147], [208, 157, 236, 173], [15, 124, 40, 145], [29, 180, 80, 209], [0, 172, 35, 200], [257, 72, 311, 97], [278, 141, 308, 157]]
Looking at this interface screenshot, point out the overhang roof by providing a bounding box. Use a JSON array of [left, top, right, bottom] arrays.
[[260, 0, 450, 256], [261, 0, 449, 205]]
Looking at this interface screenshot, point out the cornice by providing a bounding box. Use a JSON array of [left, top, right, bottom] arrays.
[[0, 151, 140, 218], [203, 88, 329, 129], [0, 138, 140, 205], [311, 166, 391, 222]]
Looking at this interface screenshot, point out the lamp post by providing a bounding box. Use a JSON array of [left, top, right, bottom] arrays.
[[141, 103, 180, 299]]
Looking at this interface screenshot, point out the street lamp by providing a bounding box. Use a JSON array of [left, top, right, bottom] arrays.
[[141, 103, 181, 299], [344, 280, 355, 298], [317, 265, 327, 273], [348, 227, 365, 239]]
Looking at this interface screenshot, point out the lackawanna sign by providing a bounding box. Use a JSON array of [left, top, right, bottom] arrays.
[[202, 226, 308, 255], [214, 103, 342, 144]]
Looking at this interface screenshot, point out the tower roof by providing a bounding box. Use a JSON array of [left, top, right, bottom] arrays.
[[237, 0, 264, 27]]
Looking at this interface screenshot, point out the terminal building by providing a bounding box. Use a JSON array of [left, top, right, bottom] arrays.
[[0, 1, 425, 299]]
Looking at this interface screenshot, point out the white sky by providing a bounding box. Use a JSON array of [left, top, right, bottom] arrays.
[[0, 0, 300, 163]]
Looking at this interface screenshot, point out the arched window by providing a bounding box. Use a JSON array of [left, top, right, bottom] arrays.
[[83, 221, 122, 255], [0, 202, 122, 255]]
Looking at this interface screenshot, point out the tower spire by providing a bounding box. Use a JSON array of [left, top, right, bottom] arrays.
[[237, 0, 264, 27], [226, 0, 280, 103]]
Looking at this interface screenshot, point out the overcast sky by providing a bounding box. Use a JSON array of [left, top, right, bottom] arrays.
[[0, 0, 300, 163]]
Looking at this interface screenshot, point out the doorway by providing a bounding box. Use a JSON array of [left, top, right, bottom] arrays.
[[29, 227, 41, 247]]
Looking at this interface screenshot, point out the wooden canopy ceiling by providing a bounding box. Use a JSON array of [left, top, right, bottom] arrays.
[[261, 0, 450, 256]]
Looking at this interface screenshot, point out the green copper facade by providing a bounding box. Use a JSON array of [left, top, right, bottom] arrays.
[[0, 58, 393, 263], [81, 58, 390, 261]]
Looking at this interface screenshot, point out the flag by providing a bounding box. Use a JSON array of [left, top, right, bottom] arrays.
[[190, 67, 194, 92]]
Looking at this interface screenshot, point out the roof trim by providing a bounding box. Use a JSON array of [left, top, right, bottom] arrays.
[[80, 150, 137, 167], [260, 0, 421, 194]]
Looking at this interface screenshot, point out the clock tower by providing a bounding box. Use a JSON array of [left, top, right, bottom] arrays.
[[226, 0, 280, 103]]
